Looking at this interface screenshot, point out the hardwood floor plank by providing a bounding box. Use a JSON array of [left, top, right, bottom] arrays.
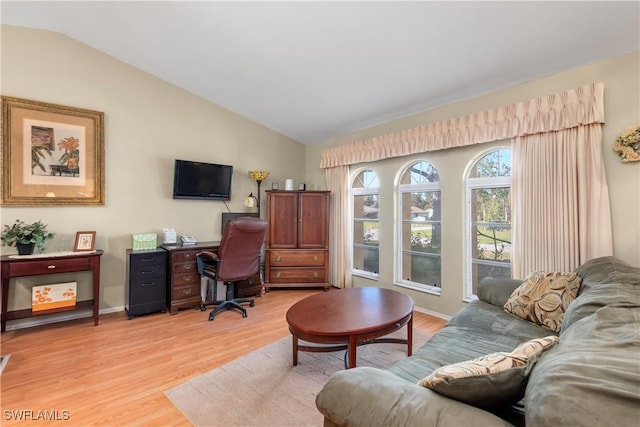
[[1, 288, 446, 426]]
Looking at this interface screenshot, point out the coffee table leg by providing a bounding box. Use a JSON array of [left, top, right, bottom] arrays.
[[347, 335, 357, 369], [407, 315, 413, 356], [292, 335, 298, 366]]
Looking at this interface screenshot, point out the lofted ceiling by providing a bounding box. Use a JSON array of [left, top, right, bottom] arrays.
[[1, 1, 639, 144]]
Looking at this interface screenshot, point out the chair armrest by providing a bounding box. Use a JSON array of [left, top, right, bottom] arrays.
[[316, 367, 513, 427], [477, 277, 523, 307], [197, 251, 219, 261], [196, 251, 220, 275]]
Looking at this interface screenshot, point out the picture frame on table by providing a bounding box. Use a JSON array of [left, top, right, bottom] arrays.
[[1, 96, 105, 206], [74, 231, 96, 252]]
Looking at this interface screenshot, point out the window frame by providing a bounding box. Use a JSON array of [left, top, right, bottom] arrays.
[[395, 160, 442, 295], [464, 147, 512, 301], [351, 168, 380, 279]]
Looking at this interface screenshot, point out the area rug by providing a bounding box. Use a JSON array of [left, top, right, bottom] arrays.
[[165, 329, 431, 427]]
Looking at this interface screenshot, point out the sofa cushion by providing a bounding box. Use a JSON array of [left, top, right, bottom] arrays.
[[563, 256, 640, 331], [389, 300, 554, 384], [417, 336, 558, 407], [503, 271, 581, 332], [526, 305, 640, 426]]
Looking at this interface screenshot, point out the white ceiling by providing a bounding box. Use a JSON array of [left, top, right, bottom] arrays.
[[2, 1, 639, 144]]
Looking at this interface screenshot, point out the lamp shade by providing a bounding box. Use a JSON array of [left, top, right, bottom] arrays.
[[249, 170, 270, 182]]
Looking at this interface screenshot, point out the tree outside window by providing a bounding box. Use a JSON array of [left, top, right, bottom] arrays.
[[466, 149, 512, 297]]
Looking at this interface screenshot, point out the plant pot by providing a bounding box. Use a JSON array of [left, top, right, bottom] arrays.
[[16, 243, 35, 255]]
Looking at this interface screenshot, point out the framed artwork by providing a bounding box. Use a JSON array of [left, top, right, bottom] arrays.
[[74, 231, 96, 252], [1, 96, 105, 206]]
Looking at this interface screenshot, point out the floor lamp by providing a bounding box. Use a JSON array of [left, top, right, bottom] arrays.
[[248, 170, 270, 217]]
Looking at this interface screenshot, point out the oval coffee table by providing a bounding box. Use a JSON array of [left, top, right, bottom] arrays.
[[286, 287, 414, 369]]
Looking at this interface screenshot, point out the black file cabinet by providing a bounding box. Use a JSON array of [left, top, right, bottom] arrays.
[[126, 248, 167, 319]]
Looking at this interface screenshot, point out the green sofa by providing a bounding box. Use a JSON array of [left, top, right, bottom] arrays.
[[315, 256, 640, 426]]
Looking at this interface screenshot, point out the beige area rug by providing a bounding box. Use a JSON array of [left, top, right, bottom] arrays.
[[165, 328, 431, 427]]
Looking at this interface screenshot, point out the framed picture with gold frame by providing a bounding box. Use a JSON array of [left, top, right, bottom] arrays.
[[74, 231, 96, 252], [1, 96, 105, 206]]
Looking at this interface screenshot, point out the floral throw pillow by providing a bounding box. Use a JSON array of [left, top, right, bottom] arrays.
[[503, 271, 582, 333], [417, 336, 559, 407]]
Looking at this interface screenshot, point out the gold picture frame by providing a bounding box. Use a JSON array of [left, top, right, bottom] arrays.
[[1, 96, 105, 206], [74, 231, 96, 252]]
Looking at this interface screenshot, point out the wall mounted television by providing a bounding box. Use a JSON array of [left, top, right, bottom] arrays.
[[172, 159, 233, 201]]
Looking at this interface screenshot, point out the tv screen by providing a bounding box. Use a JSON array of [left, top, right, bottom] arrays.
[[172, 159, 233, 201]]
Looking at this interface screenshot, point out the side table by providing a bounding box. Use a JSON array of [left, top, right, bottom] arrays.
[[1, 250, 103, 332]]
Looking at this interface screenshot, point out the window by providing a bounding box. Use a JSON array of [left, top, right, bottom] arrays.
[[352, 169, 380, 277], [397, 161, 441, 293], [465, 148, 512, 298]]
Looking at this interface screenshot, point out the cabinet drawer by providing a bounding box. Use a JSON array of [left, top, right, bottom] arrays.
[[9, 257, 91, 276], [172, 272, 200, 286], [171, 284, 200, 300], [171, 250, 200, 263], [269, 268, 326, 283], [269, 251, 325, 267], [172, 262, 198, 275], [130, 277, 166, 300], [130, 251, 165, 266], [131, 263, 165, 279]]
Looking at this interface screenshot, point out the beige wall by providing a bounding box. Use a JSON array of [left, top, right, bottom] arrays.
[[307, 52, 640, 316], [1, 25, 307, 313]]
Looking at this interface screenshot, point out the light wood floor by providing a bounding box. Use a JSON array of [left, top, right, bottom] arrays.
[[0, 288, 447, 426]]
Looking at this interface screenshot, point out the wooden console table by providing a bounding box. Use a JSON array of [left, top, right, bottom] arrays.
[[1, 250, 103, 332]]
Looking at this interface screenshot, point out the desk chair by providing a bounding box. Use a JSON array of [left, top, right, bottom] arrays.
[[196, 217, 267, 320]]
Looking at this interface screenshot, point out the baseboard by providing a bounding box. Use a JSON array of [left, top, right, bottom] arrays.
[[5, 305, 125, 331], [413, 306, 451, 321]]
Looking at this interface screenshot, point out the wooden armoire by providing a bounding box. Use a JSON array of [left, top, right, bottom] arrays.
[[264, 190, 330, 290]]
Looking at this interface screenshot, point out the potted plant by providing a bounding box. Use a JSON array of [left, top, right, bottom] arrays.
[[1, 220, 55, 255]]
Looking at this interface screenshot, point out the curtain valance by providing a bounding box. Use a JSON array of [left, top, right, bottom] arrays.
[[320, 83, 604, 168]]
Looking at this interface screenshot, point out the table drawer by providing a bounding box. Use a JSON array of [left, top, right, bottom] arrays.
[[171, 250, 200, 263], [172, 261, 198, 275], [171, 284, 200, 300], [172, 272, 200, 286], [269, 268, 326, 283], [269, 251, 325, 267], [8, 257, 91, 276]]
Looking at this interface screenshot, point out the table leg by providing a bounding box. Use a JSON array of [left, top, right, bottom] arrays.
[[1, 276, 9, 333], [347, 335, 357, 369], [292, 335, 298, 366], [92, 257, 100, 326], [407, 315, 413, 356]]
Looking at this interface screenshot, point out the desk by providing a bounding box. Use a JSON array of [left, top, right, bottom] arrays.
[[1, 250, 103, 332]]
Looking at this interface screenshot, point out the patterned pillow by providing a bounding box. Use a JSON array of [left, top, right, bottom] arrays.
[[417, 336, 559, 407], [503, 271, 582, 333]]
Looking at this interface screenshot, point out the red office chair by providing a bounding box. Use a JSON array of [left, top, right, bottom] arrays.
[[196, 217, 267, 320]]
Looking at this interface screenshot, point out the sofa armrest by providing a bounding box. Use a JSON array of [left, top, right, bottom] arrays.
[[477, 277, 523, 307], [316, 367, 513, 427]]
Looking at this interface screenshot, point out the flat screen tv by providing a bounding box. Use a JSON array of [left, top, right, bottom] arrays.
[[172, 159, 233, 201]]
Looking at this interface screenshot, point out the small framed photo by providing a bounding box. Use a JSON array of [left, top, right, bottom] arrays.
[[74, 231, 96, 252], [272, 182, 279, 190], [299, 183, 306, 191]]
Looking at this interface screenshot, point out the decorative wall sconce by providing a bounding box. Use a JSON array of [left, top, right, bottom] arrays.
[[247, 170, 270, 216]]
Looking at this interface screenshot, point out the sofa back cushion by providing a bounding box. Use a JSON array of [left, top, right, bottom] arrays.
[[503, 271, 581, 333], [563, 256, 640, 331]]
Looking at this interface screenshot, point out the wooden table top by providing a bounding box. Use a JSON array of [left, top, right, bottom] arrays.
[[286, 287, 414, 337]]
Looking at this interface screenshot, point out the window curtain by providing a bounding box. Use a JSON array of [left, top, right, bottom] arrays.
[[511, 123, 613, 277], [321, 83, 609, 286], [325, 165, 352, 288]]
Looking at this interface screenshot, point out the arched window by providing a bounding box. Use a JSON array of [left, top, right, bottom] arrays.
[[465, 148, 512, 298], [397, 161, 441, 293], [351, 169, 380, 277]]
